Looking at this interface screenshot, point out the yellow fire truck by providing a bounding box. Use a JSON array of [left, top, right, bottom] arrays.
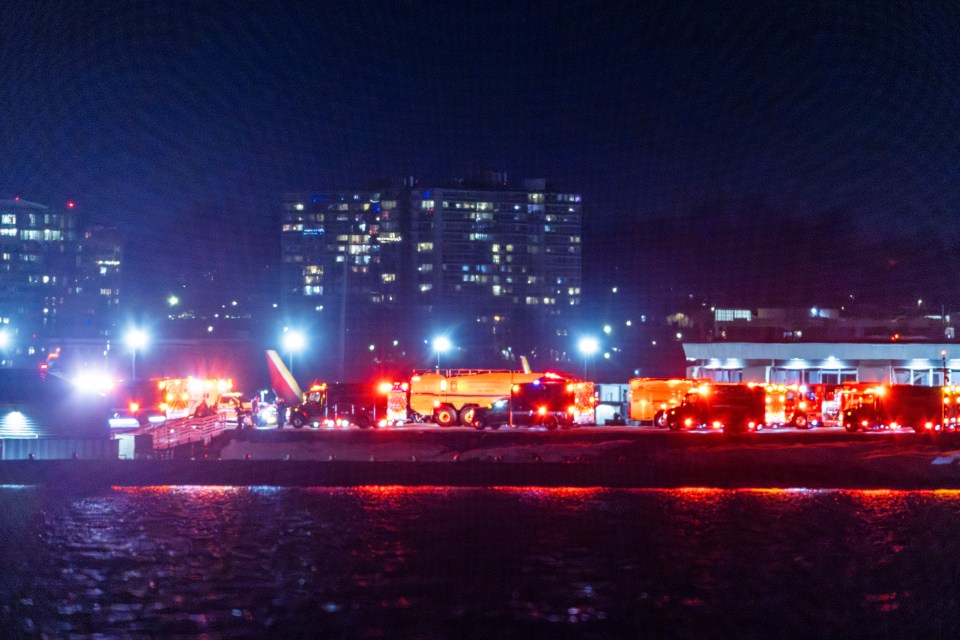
[[629, 378, 708, 427], [391, 363, 596, 427]]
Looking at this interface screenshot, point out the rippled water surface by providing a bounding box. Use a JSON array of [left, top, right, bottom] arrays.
[[2, 486, 960, 638]]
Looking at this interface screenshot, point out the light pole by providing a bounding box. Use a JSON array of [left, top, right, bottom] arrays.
[[433, 336, 451, 371], [578, 336, 599, 380], [283, 330, 306, 378], [126, 329, 148, 381]]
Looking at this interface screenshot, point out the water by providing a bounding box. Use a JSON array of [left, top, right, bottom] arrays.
[[2, 486, 960, 638]]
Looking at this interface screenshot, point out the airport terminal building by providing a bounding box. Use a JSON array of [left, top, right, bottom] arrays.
[[680, 306, 960, 386], [683, 342, 958, 387]]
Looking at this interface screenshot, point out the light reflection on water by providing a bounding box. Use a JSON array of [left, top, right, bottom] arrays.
[[2, 486, 960, 638]]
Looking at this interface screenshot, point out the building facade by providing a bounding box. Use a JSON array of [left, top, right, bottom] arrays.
[[280, 178, 584, 376], [0, 199, 124, 365], [0, 199, 76, 341], [681, 306, 960, 386], [684, 342, 960, 386]]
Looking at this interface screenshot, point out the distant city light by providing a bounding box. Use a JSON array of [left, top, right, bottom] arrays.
[[167, 295, 179, 306], [626, 320, 632, 326], [603, 325, 612, 334], [368, 344, 375, 351], [611, 287, 618, 293], [603, 352, 611, 359], [207, 326, 214, 332], [0, 329, 10, 349]]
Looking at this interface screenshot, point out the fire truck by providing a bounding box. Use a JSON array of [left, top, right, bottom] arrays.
[[665, 382, 766, 433], [820, 382, 875, 426], [396, 365, 545, 426], [391, 365, 596, 427], [109, 376, 233, 429], [762, 384, 824, 428], [842, 384, 945, 432], [629, 378, 707, 426]]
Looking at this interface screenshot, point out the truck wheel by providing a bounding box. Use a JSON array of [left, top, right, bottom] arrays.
[[543, 416, 559, 430], [654, 410, 668, 428], [474, 416, 487, 431], [667, 419, 680, 431], [844, 421, 859, 433], [792, 414, 809, 429], [460, 405, 478, 426], [435, 406, 457, 427], [290, 413, 305, 429]]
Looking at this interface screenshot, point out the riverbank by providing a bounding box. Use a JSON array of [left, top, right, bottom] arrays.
[[3, 433, 960, 489]]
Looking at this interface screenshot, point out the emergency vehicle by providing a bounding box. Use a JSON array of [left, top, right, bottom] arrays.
[[762, 383, 824, 428], [842, 384, 944, 432], [392, 364, 595, 426], [629, 378, 708, 426], [288, 381, 387, 429], [109, 376, 233, 429], [821, 382, 875, 426], [470, 373, 586, 430], [665, 382, 766, 433]]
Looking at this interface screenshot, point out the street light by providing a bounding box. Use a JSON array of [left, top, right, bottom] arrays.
[[578, 336, 599, 379], [125, 328, 148, 381], [283, 330, 306, 377], [433, 336, 451, 371]]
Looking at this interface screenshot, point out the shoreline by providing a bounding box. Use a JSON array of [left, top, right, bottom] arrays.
[[5, 429, 960, 489]]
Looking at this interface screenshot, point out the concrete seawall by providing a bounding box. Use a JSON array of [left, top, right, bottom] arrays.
[[2, 438, 960, 489]]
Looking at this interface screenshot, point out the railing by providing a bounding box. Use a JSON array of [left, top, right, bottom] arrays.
[[131, 414, 230, 451]]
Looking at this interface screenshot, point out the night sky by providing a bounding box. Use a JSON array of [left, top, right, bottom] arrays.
[[3, 1, 960, 311]]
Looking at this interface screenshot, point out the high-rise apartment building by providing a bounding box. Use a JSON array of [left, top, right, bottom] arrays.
[[64, 224, 122, 337], [281, 177, 583, 373], [0, 199, 76, 338], [0, 199, 124, 365]]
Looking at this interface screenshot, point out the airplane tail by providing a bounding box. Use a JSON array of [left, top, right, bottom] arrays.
[[266, 350, 303, 404], [520, 355, 532, 374]]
